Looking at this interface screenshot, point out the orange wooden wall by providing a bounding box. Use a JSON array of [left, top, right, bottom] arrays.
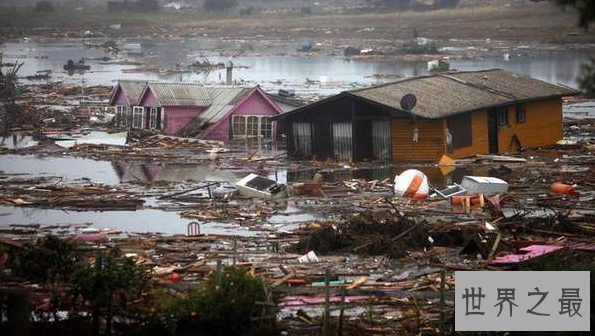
[[497, 98, 563, 153], [392, 118, 446, 161], [394, 98, 563, 161], [450, 110, 489, 159]]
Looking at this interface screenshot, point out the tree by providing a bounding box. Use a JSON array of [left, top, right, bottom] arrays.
[[34, 1, 54, 13], [0, 53, 25, 135], [176, 267, 270, 334], [10, 235, 80, 321], [556, 0, 595, 95], [203, 0, 238, 12], [71, 252, 149, 336], [11, 235, 79, 286]]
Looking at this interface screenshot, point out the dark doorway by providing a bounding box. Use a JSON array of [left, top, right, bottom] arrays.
[[312, 121, 332, 159], [487, 109, 499, 154], [354, 120, 373, 161]]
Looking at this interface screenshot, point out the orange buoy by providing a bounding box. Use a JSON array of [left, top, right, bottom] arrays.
[[551, 182, 575, 195]]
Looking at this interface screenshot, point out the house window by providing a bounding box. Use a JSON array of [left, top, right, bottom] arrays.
[[149, 107, 158, 129], [516, 104, 526, 123], [132, 107, 144, 129], [496, 106, 508, 127], [260, 117, 272, 138], [246, 116, 259, 137], [232, 115, 274, 139], [116, 106, 127, 127], [233, 116, 246, 138]]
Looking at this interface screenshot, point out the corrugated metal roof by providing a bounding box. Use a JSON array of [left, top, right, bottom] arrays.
[[109, 80, 147, 105], [120, 81, 147, 105], [177, 87, 253, 136], [147, 82, 212, 106], [274, 69, 579, 120]]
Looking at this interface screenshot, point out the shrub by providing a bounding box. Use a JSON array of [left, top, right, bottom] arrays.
[[176, 267, 271, 334], [11, 235, 79, 285]]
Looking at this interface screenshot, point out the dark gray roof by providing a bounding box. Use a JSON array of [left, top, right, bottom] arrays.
[[274, 69, 580, 120]]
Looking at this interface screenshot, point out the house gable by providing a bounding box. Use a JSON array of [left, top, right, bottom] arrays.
[[109, 85, 130, 106], [138, 86, 159, 107], [202, 87, 282, 140]]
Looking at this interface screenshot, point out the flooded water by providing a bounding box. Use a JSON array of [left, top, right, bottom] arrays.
[[2, 40, 592, 94], [0, 153, 505, 187], [0, 205, 261, 236]]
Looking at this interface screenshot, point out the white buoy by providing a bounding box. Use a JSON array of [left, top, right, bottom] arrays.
[[394, 169, 429, 199]]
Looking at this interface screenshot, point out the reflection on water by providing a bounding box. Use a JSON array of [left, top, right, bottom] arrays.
[[0, 205, 258, 236], [1, 40, 592, 92], [0, 155, 121, 184], [0, 134, 37, 149], [1, 154, 515, 187], [286, 164, 512, 188], [112, 161, 240, 183]]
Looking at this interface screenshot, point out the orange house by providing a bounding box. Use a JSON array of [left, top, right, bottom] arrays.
[[272, 69, 579, 162]]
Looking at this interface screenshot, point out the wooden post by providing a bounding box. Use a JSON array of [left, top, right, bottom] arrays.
[[323, 268, 331, 336], [232, 236, 238, 266], [439, 270, 446, 336], [351, 99, 356, 162], [216, 259, 223, 287], [338, 287, 346, 336]]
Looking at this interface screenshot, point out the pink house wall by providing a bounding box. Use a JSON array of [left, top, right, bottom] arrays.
[[111, 86, 130, 106], [137, 87, 204, 135], [138, 89, 158, 107], [164, 106, 205, 135], [203, 88, 281, 140]]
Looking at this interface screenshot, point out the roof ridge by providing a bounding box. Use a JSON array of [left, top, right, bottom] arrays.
[[348, 68, 507, 94], [440, 73, 517, 99]]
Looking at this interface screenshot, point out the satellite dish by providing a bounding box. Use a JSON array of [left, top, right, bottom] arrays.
[[400, 94, 417, 111]]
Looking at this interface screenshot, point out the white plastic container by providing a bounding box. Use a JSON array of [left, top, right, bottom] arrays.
[[461, 176, 509, 195]]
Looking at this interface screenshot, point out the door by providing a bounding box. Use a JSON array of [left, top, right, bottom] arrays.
[[354, 120, 373, 161], [487, 109, 499, 154]]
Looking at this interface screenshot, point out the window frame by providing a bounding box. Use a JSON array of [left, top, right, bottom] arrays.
[[116, 105, 127, 127], [516, 103, 526, 123], [260, 116, 272, 138], [132, 106, 144, 129], [149, 107, 158, 129], [496, 106, 509, 127], [233, 115, 247, 138], [232, 115, 274, 139]]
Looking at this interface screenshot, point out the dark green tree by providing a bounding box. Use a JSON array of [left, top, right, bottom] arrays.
[[177, 267, 270, 334], [10, 235, 80, 321], [556, 0, 595, 95], [71, 252, 149, 336], [11, 235, 79, 286]]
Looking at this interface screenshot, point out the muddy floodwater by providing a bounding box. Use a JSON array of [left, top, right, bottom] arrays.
[[0, 153, 499, 235], [2, 40, 593, 94]]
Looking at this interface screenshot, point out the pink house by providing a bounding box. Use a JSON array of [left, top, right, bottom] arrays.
[[107, 80, 147, 127], [109, 81, 284, 140]]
